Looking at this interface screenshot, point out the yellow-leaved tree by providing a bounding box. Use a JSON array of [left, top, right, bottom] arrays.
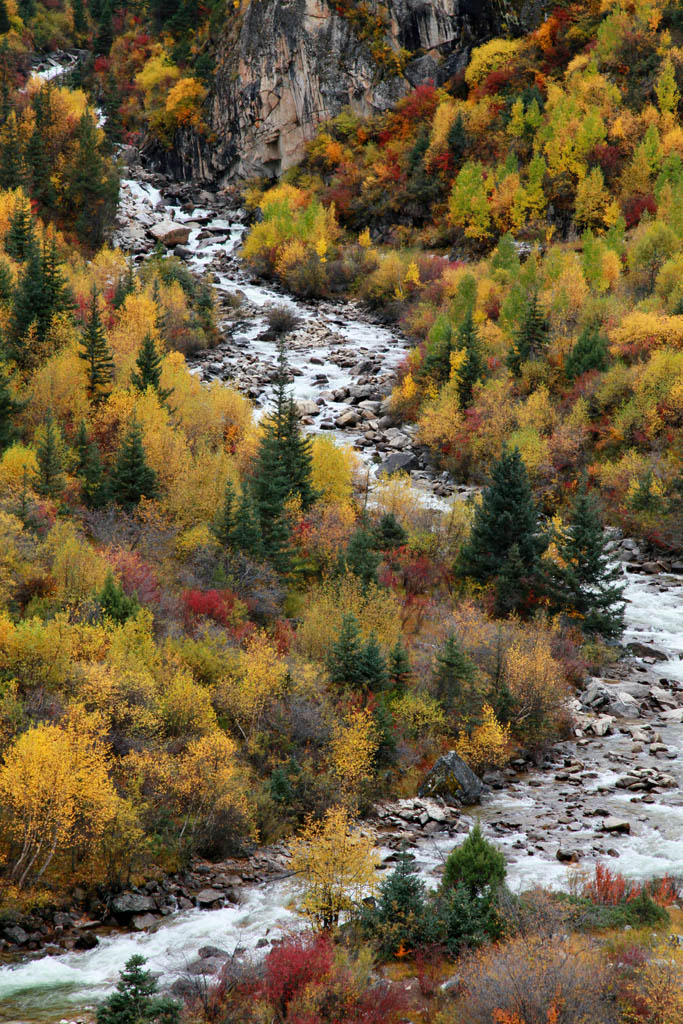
[[290, 805, 379, 930], [330, 708, 378, 807]]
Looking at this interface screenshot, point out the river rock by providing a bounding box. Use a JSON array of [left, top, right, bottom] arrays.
[[111, 893, 156, 919], [556, 847, 580, 863], [602, 817, 631, 834], [196, 888, 224, 907], [149, 220, 191, 246], [660, 707, 683, 723], [610, 691, 641, 718], [627, 641, 669, 662], [418, 751, 483, 806], [74, 931, 99, 950], [377, 451, 418, 476], [132, 914, 157, 931], [199, 945, 230, 959], [4, 925, 28, 945]]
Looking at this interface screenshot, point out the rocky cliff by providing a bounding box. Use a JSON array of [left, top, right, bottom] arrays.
[[154, 0, 548, 182]]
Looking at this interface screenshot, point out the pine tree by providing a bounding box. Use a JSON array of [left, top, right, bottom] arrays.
[[564, 322, 609, 380], [74, 420, 90, 474], [212, 478, 236, 548], [0, 113, 25, 191], [343, 521, 380, 587], [8, 232, 70, 368], [551, 483, 625, 639], [434, 634, 480, 722], [327, 612, 366, 690], [72, 0, 87, 38], [64, 111, 119, 247], [448, 112, 467, 165], [97, 954, 180, 1024], [33, 410, 64, 499], [131, 333, 172, 403], [388, 639, 412, 692], [5, 198, 34, 262], [374, 512, 407, 550], [26, 88, 56, 212], [99, 571, 140, 625], [231, 487, 264, 559], [455, 306, 484, 408], [0, 355, 22, 453], [113, 262, 134, 309], [360, 632, 389, 693], [507, 291, 549, 376], [81, 440, 107, 508], [94, 0, 114, 55], [0, 0, 10, 34], [79, 287, 114, 405], [0, 258, 12, 304], [39, 234, 72, 326], [110, 421, 158, 508], [441, 823, 506, 896], [458, 447, 547, 601]]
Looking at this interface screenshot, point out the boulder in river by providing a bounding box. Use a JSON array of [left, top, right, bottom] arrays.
[[110, 893, 156, 920], [377, 451, 418, 476], [418, 751, 483, 806], [149, 220, 191, 246]]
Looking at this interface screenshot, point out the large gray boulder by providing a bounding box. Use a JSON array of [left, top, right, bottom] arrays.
[[418, 750, 483, 806]]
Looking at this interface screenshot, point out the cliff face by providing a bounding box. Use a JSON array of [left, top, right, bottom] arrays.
[[158, 0, 548, 182]]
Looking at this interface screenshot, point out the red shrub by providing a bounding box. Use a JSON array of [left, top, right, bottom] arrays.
[[262, 934, 334, 1018], [623, 193, 657, 229], [182, 588, 242, 628], [107, 548, 161, 607]]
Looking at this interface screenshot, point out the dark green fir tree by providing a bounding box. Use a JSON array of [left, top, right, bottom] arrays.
[[455, 306, 484, 408], [33, 410, 64, 499], [0, 355, 22, 453], [327, 612, 366, 690], [374, 512, 407, 550], [5, 197, 34, 262], [551, 482, 625, 639], [434, 633, 480, 724], [0, 0, 10, 35], [448, 111, 467, 165], [231, 486, 264, 560], [79, 287, 114, 405], [110, 420, 158, 508], [388, 639, 412, 692], [564, 322, 609, 380], [0, 113, 25, 191], [359, 632, 389, 692], [0, 258, 13, 304], [343, 520, 380, 587], [131, 333, 172, 403], [212, 478, 236, 548], [96, 954, 180, 1024], [99, 571, 140, 625], [507, 291, 549, 376]]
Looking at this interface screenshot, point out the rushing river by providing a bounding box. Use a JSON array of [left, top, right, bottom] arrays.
[[0, 177, 681, 1023]]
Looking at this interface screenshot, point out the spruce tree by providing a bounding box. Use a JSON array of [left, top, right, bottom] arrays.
[[64, 111, 118, 247], [0, 113, 24, 191], [0, 258, 12, 304], [74, 419, 90, 474], [231, 487, 263, 560], [8, 233, 70, 368], [564, 322, 609, 380], [441, 823, 506, 896], [507, 291, 549, 376], [79, 287, 114, 405], [388, 639, 412, 692], [113, 261, 134, 309], [81, 440, 107, 508], [434, 634, 480, 723], [110, 421, 158, 508], [327, 612, 366, 690], [458, 447, 547, 602], [551, 483, 625, 639], [5, 198, 34, 262], [455, 306, 484, 408], [0, 355, 22, 453], [27, 88, 56, 212], [448, 111, 467, 165], [212, 478, 236, 548], [131, 333, 172, 403], [359, 632, 389, 692], [96, 954, 180, 1024], [99, 571, 140, 625], [72, 0, 87, 38], [343, 521, 380, 587], [374, 512, 407, 550], [0, 0, 10, 35], [33, 410, 64, 499]]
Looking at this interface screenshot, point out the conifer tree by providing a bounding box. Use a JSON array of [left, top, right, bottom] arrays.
[[99, 571, 140, 625], [564, 322, 609, 380], [131, 333, 172, 403], [64, 111, 119, 247], [72, 0, 87, 38], [388, 639, 412, 692], [79, 287, 114, 405], [8, 232, 70, 368], [343, 520, 380, 587], [507, 291, 549, 375], [359, 632, 389, 692], [110, 421, 158, 508], [231, 487, 264, 560], [455, 306, 484, 408], [551, 483, 625, 639], [113, 262, 134, 309], [74, 422, 106, 508], [5, 198, 34, 262], [434, 634, 479, 722], [96, 954, 180, 1024], [374, 512, 407, 550], [0, 258, 12, 304], [0, 355, 22, 453], [212, 478, 236, 548], [0, 113, 24, 191], [458, 447, 547, 607], [33, 410, 64, 499], [26, 88, 56, 212], [74, 419, 90, 474], [448, 111, 467, 165], [0, 0, 10, 35], [327, 612, 366, 690]]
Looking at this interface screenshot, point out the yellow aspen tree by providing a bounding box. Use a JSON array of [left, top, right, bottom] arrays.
[[330, 708, 378, 807]]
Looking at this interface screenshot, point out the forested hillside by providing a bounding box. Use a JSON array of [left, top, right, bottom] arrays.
[[0, 1, 681, 1021]]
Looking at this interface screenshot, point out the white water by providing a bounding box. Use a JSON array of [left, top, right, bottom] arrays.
[[1, 180, 682, 1021]]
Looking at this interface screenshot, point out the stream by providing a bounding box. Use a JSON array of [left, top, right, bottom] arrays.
[[0, 170, 681, 1022]]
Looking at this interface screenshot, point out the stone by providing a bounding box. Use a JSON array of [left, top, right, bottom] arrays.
[[196, 888, 224, 907], [110, 893, 156, 919], [149, 220, 191, 246], [610, 691, 641, 718], [132, 914, 157, 931], [334, 410, 359, 428], [296, 400, 319, 417], [590, 714, 615, 737], [627, 642, 669, 661], [4, 925, 28, 945], [418, 751, 483, 806], [198, 945, 230, 959], [74, 931, 99, 950], [377, 451, 418, 476], [660, 707, 683, 723], [602, 817, 631, 834], [556, 848, 580, 863]]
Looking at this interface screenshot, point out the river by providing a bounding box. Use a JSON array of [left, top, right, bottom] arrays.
[[0, 173, 681, 1022]]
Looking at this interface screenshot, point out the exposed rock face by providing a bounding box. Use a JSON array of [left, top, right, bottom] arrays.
[[158, 0, 549, 181]]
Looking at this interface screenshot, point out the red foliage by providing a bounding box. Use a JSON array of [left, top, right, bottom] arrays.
[[474, 66, 516, 99], [271, 618, 295, 655], [182, 588, 241, 628], [106, 548, 161, 607], [582, 862, 679, 907], [623, 193, 657, 229], [591, 143, 623, 180], [484, 294, 501, 321], [93, 56, 110, 74], [261, 934, 334, 1018]]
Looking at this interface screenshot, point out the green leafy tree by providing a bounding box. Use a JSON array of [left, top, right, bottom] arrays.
[[33, 410, 64, 499], [97, 954, 180, 1024], [131, 333, 173, 403], [80, 288, 114, 405], [458, 447, 547, 613], [99, 571, 140, 625], [441, 823, 506, 896], [551, 483, 625, 639], [565, 323, 609, 380], [110, 421, 158, 508], [507, 291, 549, 375]]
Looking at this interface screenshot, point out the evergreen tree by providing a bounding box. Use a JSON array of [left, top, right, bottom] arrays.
[[39, 234, 72, 325], [79, 287, 114, 405], [110, 420, 158, 508], [64, 111, 119, 247], [74, 419, 90, 474], [231, 487, 264, 560], [113, 262, 135, 309], [551, 483, 625, 639], [81, 440, 107, 508], [327, 612, 366, 690], [97, 954, 180, 1024], [26, 88, 56, 212], [0, 258, 12, 304], [0, 355, 22, 453], [94, 0, 114, 55], [507, 291, 550, 375], [8, 232, 70, 368], [441, 823, 506, 896], [388, 639, 412, 692], [564, 322, 609, 380], [102, 72, 124, 147], [492, 542, 530, 617], [359, 632, 389, 692], [99, 571, 140, 625], [131, 333, 172, 403], [17, 0, 35, 20], [343, 521, 380, 587], [455, 306, 484, 408], [448, 112, 467, 165], [0, 0, 10, 35], [434, 633, 480, 722], [33, 410, 64, 499], [212, 478, 236, 548], [0, 113, 24, 190], [458, 447, 547, 607], [72, 0, 87, 38], [361, 850, 428, 959], [5, 198, 34, 262], [374, 512, 407, 550]]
